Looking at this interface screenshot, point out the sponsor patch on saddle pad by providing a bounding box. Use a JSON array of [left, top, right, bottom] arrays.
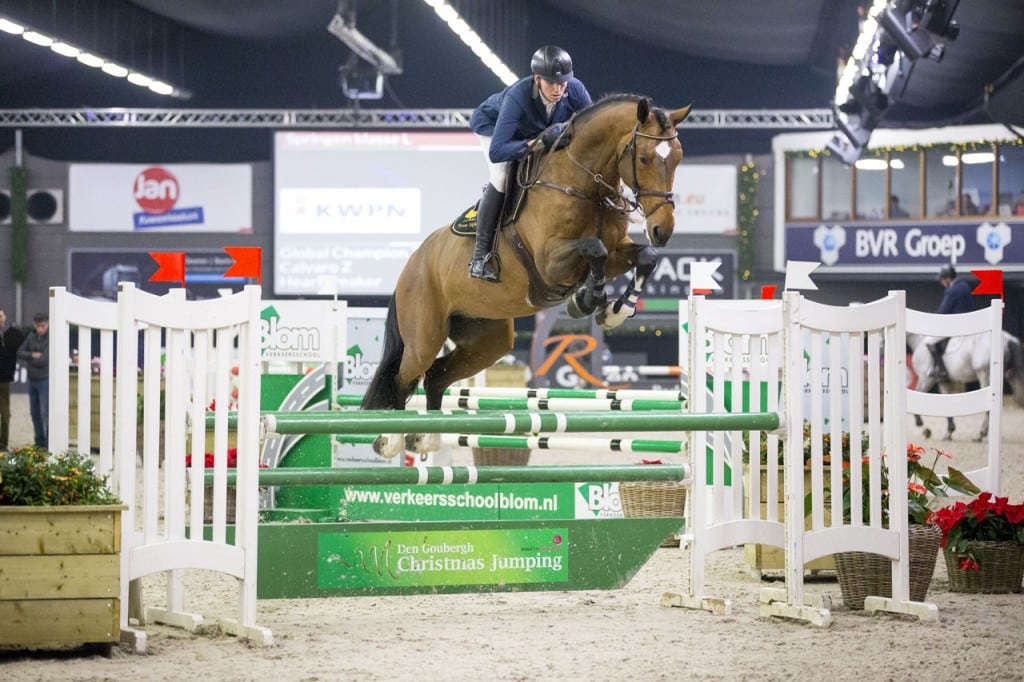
[[450, 204, 479, 237]]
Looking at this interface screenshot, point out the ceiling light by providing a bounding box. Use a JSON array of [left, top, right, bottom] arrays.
[[961, 152, 995, 165], [421, 0, 517, 86], [101, 62, 129, 78], [854, 158, 888, 170], [0, 12, 189, 98], [22, 30, 53, 47], [0, 17, 24, 34], [127, 72, 152, 87], [890, 159, 905, 169], [76, 52, 104, 68], [50, 42, 80, 58], [942, 155, 958, 167]]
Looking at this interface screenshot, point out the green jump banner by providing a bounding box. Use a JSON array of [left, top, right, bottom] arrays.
[[256, 517, 684, 598]]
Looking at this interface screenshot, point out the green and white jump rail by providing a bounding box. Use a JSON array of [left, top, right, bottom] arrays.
[[261, 409, 780, 437], [208, 463, 689, 487]]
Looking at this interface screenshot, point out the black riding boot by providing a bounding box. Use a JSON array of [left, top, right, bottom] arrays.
[[468, 185, 505, 282], [927, 340, 949, 381]]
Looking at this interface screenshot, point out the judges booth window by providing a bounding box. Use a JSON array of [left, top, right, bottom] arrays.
[[788, 154, 818, 220], [889, 150, 921, 219], [822, 152, 852, 220], [854, 150, 886, 220], [999, 145, 1024, 216], [925, 148, 958, 218], [959, 145, 994, 216]]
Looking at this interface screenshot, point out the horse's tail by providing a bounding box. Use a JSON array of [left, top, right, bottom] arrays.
[[361, 296, 405, 410], [1005, 332, 1024, 406]]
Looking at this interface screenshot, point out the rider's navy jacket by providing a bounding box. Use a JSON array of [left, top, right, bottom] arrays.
[[936, 277, 975, 314], [469, 75, 592, 164]]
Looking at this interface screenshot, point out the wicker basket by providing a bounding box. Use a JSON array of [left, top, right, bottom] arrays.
[[943, 540, 1024, 594], [619, 480, 687, 548], [472, 447, 531, 466], [834, 523, 941, 609]]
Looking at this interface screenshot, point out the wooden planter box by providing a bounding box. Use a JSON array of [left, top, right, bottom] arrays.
[[0, 505, 124, 650], [743, 465, 834, 573]]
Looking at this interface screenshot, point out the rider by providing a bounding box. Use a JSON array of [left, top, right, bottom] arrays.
[[928, 263, 975, 380], [467, 45, 593, 282]]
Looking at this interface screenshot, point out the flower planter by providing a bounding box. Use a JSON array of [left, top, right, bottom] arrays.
[[943, 540, 1024, 594], [834, 523, 941, 609], [0, 505, 124, 651], [743, 465, 835, 572]]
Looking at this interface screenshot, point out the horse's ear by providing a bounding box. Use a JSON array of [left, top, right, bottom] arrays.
[[670, 104, 693, 127], [636, 98, 651, 124]]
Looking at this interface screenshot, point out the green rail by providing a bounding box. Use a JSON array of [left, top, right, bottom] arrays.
[[208, 464, 689, 487], [263, 409, 778, 436]]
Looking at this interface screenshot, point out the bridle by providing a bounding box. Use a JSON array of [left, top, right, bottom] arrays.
[[522, 120, 679, 219]]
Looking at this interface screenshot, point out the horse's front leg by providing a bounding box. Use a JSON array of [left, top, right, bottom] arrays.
[[565, 237, 608, 319], [597, 244, 656, 329]]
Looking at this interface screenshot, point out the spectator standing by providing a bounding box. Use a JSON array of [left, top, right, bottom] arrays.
[[0, 307, 25, 451], [17, 312, 49, 449]]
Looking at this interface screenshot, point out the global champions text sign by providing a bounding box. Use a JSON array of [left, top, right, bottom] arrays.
[[785, 220, 1019, 271]]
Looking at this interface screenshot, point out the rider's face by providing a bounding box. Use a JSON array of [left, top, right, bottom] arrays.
[[536, 76, 567, 102]]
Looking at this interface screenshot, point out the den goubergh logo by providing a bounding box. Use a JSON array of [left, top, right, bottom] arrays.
[[134, 166, 180, 214]]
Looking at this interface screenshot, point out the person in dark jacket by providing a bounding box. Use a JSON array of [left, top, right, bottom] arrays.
[[16, 312, 49, 448], [467, 45, 593, 281], [928, 264, 976, 380], [0, 307, 25, 451]]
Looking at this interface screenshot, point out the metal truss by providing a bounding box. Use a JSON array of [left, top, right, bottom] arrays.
[[0, 108, 834, 129]]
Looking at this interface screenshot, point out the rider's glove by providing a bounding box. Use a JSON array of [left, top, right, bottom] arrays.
[[538, 124, 571, 151]]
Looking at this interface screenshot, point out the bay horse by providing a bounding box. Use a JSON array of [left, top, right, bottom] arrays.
[[361, 94, 692, 456], [907, 330, 1024, 441]]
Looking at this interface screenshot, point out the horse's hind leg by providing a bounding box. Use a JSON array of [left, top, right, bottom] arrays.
[[423, 316, 515, 408]]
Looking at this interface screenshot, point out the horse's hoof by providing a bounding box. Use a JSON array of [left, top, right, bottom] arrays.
[[599, 300, 634, 330], [374, 434, 405, 459], [565, 293, 589, 319]]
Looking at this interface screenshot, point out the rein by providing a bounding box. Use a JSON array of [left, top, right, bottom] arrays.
[[519, 120, 678, 218]]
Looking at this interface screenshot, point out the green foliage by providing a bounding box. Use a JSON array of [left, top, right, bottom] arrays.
[[0, 446, 121, 506]]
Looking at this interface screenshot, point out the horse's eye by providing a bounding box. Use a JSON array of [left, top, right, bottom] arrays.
[[638, 156, 650, 166]]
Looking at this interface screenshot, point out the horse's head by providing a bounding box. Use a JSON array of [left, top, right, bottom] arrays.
[[617, 99, 691, 247]]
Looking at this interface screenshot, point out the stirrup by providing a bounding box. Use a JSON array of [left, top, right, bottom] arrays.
[[469, 255, 500, 282]]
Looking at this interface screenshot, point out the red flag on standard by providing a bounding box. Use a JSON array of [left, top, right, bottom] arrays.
[[148, 251, 185, 287], [971, 269, 1003, 298], [760, 285, 777, 300], [224, 246, 262, 284]]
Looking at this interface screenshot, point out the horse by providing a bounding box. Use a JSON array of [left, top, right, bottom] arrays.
[[361, 94, 692, 456], [907, 330, 1024, 441]]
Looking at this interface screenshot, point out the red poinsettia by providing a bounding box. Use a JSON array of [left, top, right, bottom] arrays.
[[186, 447, 239, 468], [930, 492, 1024, 570]]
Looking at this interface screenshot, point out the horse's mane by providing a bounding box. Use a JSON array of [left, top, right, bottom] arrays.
[[572, 93, 671, 130]]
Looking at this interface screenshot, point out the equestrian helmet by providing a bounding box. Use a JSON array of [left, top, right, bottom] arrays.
[[938, 264, 957, 280], [531, 45, 573, 84]]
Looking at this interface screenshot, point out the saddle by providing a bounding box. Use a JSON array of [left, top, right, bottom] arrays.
[[448, 153, 569, 305], [448, 156, 532, 237]]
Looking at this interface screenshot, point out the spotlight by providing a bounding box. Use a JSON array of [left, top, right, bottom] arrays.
[[878, 6, 934, 61]]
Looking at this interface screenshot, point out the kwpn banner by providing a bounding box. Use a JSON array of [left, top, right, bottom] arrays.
[[69, 163, 252, 232]]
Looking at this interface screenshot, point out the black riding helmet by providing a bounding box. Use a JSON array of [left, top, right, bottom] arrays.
[[531, 45, 573, 84], [938, 264, 957, 280]]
